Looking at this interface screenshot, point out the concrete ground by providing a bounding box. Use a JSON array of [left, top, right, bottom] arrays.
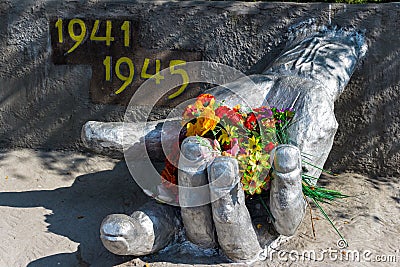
[[0, 149, 399, 267]]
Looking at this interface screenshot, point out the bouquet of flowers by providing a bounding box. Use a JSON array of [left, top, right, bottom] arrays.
[[181, 93, 278, 195], [161, 93, 348, 243]]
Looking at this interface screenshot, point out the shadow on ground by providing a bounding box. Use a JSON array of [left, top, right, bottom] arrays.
[[0, 161, 148, 266]]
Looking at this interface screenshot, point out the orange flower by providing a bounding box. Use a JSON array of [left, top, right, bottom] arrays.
[[199, 107, 220, 135], [197, 94, 215, 107], [185, 106, 220, 137], [199, 117, 218, 136], [233, 104, 241, 112]]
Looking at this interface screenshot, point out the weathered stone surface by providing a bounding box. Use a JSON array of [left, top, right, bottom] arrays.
[[100, 200, 181, 256], [178, 137, 218, 248], [208, 157, 262, 263], [269, 145, 306, 236], [81, 121, 126, 159], [97, 143, 307, 262], [81, 120, 179, 161]]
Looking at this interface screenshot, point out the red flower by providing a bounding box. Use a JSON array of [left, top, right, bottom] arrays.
[[264, 142, 275, 153], [215, 105, 230, 118], [222, 143, 232, 151], [244, 113, 257, 130]]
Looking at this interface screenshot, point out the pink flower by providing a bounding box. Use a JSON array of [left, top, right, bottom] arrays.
[[225, 138, 239, 157], [182, 105, 197, 120]]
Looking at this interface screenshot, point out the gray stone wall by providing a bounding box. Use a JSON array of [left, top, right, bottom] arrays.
[[0, 0, 399, 176]]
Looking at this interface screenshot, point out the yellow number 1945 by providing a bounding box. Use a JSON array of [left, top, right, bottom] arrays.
[[103, 56, 189, 98]]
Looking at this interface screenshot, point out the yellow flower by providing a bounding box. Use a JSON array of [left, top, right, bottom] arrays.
[[218, 128, 230, 144], [247, 136, 262, 153], [242, 175, 264, 195], [218, 125, 238, 145], [208, 97, 216, 107], [195, 99, 204, 110], [202, 106, 218, 120], [186, 122, 199, 136], [248, 152, 263, 173]]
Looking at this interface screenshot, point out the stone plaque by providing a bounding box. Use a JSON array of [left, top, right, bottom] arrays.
[[50, 18, 202, 106]]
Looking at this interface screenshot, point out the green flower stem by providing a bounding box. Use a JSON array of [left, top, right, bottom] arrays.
[[302, 160, 336, 176]]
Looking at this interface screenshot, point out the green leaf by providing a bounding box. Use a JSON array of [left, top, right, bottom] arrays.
[[311, 197, 346, 243]]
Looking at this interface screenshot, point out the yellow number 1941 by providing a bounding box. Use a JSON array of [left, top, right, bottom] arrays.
[[55, 19, 131, 53]]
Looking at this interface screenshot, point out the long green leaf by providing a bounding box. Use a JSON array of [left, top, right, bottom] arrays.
[[311, 197, 346, 243], [302, 160, 336, 175]]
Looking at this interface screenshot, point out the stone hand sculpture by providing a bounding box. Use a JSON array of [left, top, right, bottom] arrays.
[[101, 140, 304, 262], [83, 20, 367, 262]]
